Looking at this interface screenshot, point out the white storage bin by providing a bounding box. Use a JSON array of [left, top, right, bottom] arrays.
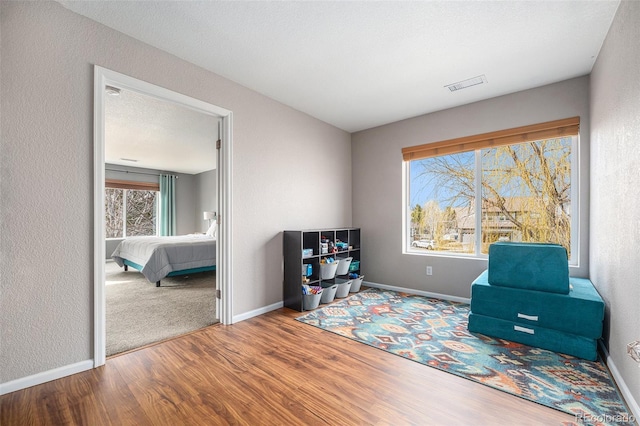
[[320, 284, 338, 304], [335, 257, 353, 275], [320, 261, 339, 280], [349, 275, 365, 292], [303, 292, 322, 310], [335, 279, 352, 298]]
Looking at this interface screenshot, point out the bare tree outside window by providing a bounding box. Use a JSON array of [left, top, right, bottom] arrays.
[[105, 188, 158, 238], [481, 139, 571, 254], [410, 151, 475, 253], [126, 190, 157, 236], [409, 137, 573, 256], [410, 204, 425, 237], [105, 188, 123, 238]]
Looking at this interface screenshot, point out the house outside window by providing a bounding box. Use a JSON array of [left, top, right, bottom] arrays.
[[403, 118, 579, 264], [105, 180, 159, 238]]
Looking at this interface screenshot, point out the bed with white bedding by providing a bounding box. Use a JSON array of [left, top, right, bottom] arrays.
[[111, 234, 216, 286]]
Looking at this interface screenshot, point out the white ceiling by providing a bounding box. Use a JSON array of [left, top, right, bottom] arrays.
[[105, 88, 219, 174], [63, 0, 619, 134]]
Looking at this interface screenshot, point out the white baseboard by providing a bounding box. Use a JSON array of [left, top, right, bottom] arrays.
[[0, 300, 282, 396], [232, 301, 284, 323], [364, 280, 471, 304], [0, 359, 93, 396], [599, 341, 640, 422]]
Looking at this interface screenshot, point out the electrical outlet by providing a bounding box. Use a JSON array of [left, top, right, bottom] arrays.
[[628, 341, 640, 366], [426, 266, 433, 276]]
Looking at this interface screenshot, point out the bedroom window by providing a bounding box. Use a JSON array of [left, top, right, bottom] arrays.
[[105, 180, 159, 238], [402, 117, 579, 263]]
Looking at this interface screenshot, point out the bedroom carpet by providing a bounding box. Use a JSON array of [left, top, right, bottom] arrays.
[[106, 261, 217, 357], [296, 288, 634, 426]]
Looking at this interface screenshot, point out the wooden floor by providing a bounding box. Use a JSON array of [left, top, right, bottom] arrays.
[[1, 308, 574, 425]]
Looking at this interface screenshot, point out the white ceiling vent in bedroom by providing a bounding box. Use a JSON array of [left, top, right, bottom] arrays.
[[445, 75, 488, 92], [105, 85, 121, 96]]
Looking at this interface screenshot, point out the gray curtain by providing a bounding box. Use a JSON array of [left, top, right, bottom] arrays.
[[159, 174, 176, 236]]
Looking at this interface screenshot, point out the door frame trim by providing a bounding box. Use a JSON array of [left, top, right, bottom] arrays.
[[93, 66, 234, 367]]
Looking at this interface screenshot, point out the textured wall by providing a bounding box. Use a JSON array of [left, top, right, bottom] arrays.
[[0, 1, 350, 383], [352, 77, 591, 299], [590, 0, 640, 410], [174, 174, 196, 235]]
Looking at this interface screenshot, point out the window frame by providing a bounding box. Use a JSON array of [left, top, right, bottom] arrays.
[[105, 179, 160, 239], [105, 179, 159, 191], [403, 118, 580, 266]]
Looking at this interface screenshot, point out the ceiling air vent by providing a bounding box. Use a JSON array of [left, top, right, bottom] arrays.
[[445, 75, 488, 92], [105, 85, 121, 96]]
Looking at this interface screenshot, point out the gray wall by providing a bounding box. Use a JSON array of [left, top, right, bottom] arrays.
[[352, 76, 591, 299], [590, 0, 640, 410], [195, 169, 217, 233], [174, 174, 197, 234], [104, 165, 204, 258], [0, 2, 351, 384]]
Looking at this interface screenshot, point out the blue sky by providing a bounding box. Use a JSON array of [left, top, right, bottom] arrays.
[[409, 139, 572, 210], [409, 151, 474, 209]]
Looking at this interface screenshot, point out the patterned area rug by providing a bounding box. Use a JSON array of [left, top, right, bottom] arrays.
[[296, 288, 634, 426]]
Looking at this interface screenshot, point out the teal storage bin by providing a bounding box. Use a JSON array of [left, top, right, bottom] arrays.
[[348, 260, 360, 272]]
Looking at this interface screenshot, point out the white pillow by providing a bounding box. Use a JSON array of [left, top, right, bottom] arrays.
[[206, 220, 217, 238]]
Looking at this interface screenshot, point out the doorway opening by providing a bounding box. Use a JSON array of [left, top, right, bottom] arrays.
[[93, 66, 233, 367]]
